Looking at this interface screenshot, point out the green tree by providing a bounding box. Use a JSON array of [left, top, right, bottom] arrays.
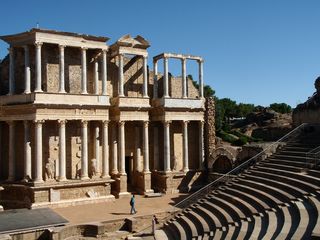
[[269, 103, 292, 114], [236, 103, 255, 117]]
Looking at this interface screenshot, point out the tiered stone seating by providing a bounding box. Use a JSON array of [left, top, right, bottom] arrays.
[[157, 125, 320, 240]]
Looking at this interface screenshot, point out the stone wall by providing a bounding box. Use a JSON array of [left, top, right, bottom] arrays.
[[204, 97, 216, 169]]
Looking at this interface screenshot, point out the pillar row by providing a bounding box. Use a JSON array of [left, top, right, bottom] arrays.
[[34, 120, 44, 182], [35, 42, 43, 92], [8, 47, 15, 95], [102, 50, 108, 96], [118, 121, 126, 175], [163, 121, 171, 172], [59, 45, 66, 93], [81, 48, 88, 94], [182, 121, 189, 172], [23, 121, 32, 180], [199, 121, 205, 170], [118, 54, 124, 97], [143, 121, 150, 173], [24, 45, 31, 94], [58, 120, 67, 181], [81, 120, 89, 179], [7, 121, 15, 181], [143, 56, 148, 98], [198, 60, 204, 98], [181, 58, 187, 98], [153, 60, 158, 99], [163, 57, 169, 98], [102, 120, 110, 178]]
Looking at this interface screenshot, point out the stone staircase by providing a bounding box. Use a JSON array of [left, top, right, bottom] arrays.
[[156, 125, 320, 240]]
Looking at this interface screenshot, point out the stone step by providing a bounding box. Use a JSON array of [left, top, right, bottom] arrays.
[[244, 171, 308, 199], [237, 177, 296, 203], [255, 165, 320, 186], [179, 215, 198, 238], [250, 167, 320, 194], [309, 196, 320, 236], [291, 201, 310, 239], [261, 210, 278, 240], [184, 208, 210, 235], [277, 205, 293, 239], [196, 205, 223, 229], [250, 215, 262, 239], [277, 150, 311, 156], [170, 219, 188, 240], [235, 220, 250, 240], [202, 200, 233, 226], [266, 158, 308, 168], [259, 162, 303, 173]]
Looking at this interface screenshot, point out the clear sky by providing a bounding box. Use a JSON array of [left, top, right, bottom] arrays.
[[0, 0, 319, 107]]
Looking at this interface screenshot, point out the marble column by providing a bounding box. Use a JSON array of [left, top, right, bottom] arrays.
[[199, 121, 204, 170], [58, 120, 67, 181], [181, 58, 187, 98], [94, 60, 99, 95], [7, 121, 15, 181], [118, 54, 124, 97], [182, 121, 189, 172], [118, 121, 126, 175], [153, 60, 158, 99], [59, 45, 66, 93], [94, 124, 100, 174], [102, 120, 110, 178], [198, 60, 204, 98], [8, 47, 15, 95], [24, 45, 31, 94], [153, 126, 159, 170], [143, 121, 150, 173], [102, 50, 108, 95], [34, 120, 44, 183], [81, 48, 88, 94], [111, 125, 118, 174], [134, 127, 141, 171], [163, 57, 169, 98], [143, 56, 148, 97], [81, 120, 89, 179], [163, 121, 171, 172], [35, 42, 43, 92], [23, 121, 32, 180]]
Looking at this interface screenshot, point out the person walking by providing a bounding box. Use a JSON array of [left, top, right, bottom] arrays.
[[130, 194, 137, 214]]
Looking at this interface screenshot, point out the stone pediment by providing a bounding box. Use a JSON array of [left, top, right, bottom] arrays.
[[115, 34, 150, 49]]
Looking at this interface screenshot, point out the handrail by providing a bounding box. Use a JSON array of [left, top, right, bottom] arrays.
[[132, 123, 307, 237], [306, 145, 320, 169]]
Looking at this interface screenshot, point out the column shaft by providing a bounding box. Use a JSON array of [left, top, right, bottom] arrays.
[[119, 121, 126, 174], [199, 60, 204, 98], [81, 120, 89, 179], [163, 57, 169, 98], [164, 121, 171, 172], [81, 48, 88, 94], [111, 125, 118, 174], [134, 127, 141, 171], [143, 56, 148, 97], [35, 42, 43, 92], [8, 47, 15, 95], [7, 121, 15, 181], [182, 58, 187, 98], [199, 121, 205, 170], [118, 54, 124, 96], [102, 50, 107, 95], [24, 46, 31, 94], [153, 60, 158, 99], [153, 127, 159, 170], [143, 121, 150, 172], [183, 121, 189, 172], [24, 121, 32, 180], [94, 124, 100, 174], [59, 120, 67, 181], [102, 121, 110, 178], [94, 60, 99, 94], [34, 121, 44, 182], [59, 45, 66, 93]]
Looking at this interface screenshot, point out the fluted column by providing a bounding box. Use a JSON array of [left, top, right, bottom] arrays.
[[102, 120, 110, 178], [111, 125, 118, 174], [163, 57, 169, 98], [153, 60, 158, 99], [199, 121, 204, 170], [24, 45, 31, 94], [59, 45, 66, 93], [24, 121, 32, 180], [81, 48, 88, 94], [94, 124, 100, 174], [94, 60, 99, 94], [153, 126, 159, 170], [118, 54, 124, 97], [34, 120, 44, 183], [143, 56, 148, 97], [181, 58, 187, 98], [7, 121, 15, 181], [81, 120, 89, 179], [163, 121, 171, 172], [198, 60, 204, 98], [182, 121, 189, 172], [8, 47, 15, 95], [102, 50, 108, 95], [35, 42, 43, 92], [143, 121, 150, 173], [58, 120, 67, 181], [118, 121, 126, 175]]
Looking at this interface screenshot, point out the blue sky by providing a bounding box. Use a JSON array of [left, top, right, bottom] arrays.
[[0, 0, 319, 107]]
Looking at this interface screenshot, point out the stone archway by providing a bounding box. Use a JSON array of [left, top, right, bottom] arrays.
[[208, 147, 235, 174]]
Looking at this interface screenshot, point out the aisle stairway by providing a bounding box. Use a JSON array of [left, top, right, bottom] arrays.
[[157, 124, 320, 240]]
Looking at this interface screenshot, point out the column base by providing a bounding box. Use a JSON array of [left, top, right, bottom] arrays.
[[57, 177, 67, 182], [81, 176, 90, 180], [34, 89, 43, 93], [111, 174, 128, 198]]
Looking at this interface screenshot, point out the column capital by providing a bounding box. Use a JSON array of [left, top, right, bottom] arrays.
[[101, 49, 107, 53], [182, 120, 189, 125], [23, 45, 29, 51], [81, 47, 88, 51], [143, 121, 149, 128], [59, 44, 66, 49], [6, 120, 15, 126], [35, 42, 43, 48], [23, 120, 30, 126], [8, 46, 14, 53], [181, 57, 187, 62], [197, 59, 204, 63], [163, 120, 171, 127], [58, 119, 67, 125], [163, 56, 168, 61], [33, 120, 45, 124], [81, 120, 88, 127], [118, 121, 125, 127], [102, 120, 110, 126]]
